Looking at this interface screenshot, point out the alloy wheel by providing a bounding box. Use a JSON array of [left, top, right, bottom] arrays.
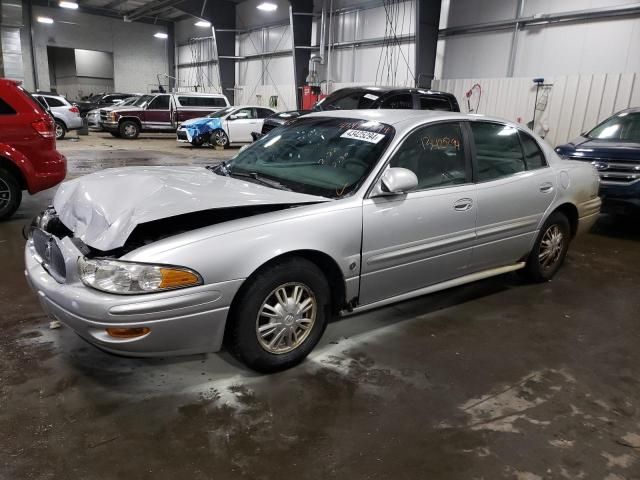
[[55, 123, 64, 139], [213, 131, 228, 146], [256, 282, 317, 354], [0, 177, 11, 210], [539, 224, 564, 269]]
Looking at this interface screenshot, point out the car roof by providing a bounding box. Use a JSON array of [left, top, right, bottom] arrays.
[[174, 92, 227, 97], [329, 86, 456, 97], [303, 109, 525, 131]]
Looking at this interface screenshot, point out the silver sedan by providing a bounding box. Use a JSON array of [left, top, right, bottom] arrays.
[[25, 110, 601, 372]]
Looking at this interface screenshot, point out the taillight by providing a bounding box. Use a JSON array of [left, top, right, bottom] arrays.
[[69, 106, 80, 114], [32, 117, 55, 138]]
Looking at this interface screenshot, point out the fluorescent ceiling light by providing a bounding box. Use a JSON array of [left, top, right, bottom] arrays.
[[37, 16, 54, 23], [154, 32, 168, 39], [195, 20, 211, 27], [59, 1, 78, 9], [257, 2, 277, 11]]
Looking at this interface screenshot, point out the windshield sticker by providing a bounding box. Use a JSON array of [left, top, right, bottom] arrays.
[[363, 93, 379, 101], [341, 129, 385, 144]]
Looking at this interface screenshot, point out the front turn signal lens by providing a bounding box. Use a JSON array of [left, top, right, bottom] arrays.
[[106, 327, 150, 339], [159, 268, 200, 289]]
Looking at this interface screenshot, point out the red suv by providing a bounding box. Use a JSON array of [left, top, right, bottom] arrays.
[[0, 79, 66, 220]]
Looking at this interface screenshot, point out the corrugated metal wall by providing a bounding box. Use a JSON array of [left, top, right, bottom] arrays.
[[433, 73, 640, 146], [1, 0, 24, 82]]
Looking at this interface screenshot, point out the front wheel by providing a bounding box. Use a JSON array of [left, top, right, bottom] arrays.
[[523, 211, 571, 282], [191, 136, 204, 147], [54, 120, 66, 140], [0, 168, 22, 221], [226, 258, 330, 373], [119, 120, 140, 139], [210, 129, 229, 148]]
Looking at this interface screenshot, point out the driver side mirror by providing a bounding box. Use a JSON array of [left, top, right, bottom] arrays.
[[371, 167, 418, 197]]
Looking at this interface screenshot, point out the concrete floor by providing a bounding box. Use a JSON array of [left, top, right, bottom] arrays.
[[2, 132, 640, 479]]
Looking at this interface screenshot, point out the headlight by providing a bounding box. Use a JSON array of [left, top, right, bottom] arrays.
[[78, 257, 202, 294]]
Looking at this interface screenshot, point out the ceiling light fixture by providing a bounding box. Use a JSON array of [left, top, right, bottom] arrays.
[[194, 20, 211, 27], [257, 2, 277, 11], [37, 16, 54, 23], [154, 32, 168, 39], [59, 1, 79, 9]]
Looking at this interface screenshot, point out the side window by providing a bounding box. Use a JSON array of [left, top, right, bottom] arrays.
[[389, 122, 468, 190], [519, 132, 547, 170], [470, 122, 525, 181], [256, 108, 274, 118], [232, 108, 255, 119], [419, 95, 452, 111], [380, 93, 413, 109], [44, 96, 65, 107], [0, 98, 16, 115], [148, 95, 170, 110], [178, 96, 227, 107]]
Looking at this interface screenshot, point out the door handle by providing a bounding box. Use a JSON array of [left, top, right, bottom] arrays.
[[453, 198, 473, 211], [539, 182, 554, 193]]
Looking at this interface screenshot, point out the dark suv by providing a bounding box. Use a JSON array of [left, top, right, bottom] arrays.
[[75, 92, 135, 116], [258, 87, 459, 138], [555, 108, 640, 214], [0, 79, 66, 220]]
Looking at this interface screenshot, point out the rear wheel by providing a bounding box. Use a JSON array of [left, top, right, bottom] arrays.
[[54, 120, 66, 140], [0, 168, 22, 221], [523, 211, 571, 282], [210, 129, 229, 148], [119, 120, 140, 139], [226, 257, 330, 373]]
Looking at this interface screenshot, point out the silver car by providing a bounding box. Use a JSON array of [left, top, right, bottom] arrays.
[[25, 110, 601, 372], [33, 93, 82, 140]]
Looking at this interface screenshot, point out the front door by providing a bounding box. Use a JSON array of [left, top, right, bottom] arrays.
[[225, 108, 260, 143], [360, 121, 476, 305], [468, 121, 557, 270], [142, 94, 172, 130]]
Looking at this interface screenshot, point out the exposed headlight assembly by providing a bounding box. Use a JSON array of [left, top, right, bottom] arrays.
[[78, 257, 202, 294]]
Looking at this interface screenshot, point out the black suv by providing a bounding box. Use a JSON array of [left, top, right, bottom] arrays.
[[75, 93, 135, 116], [258, 87, 459, 138]]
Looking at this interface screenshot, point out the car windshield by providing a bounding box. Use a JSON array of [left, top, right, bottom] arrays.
[[217, 117, 394, 198], [313, 90, 380, 111], [120, 96, 139, 106], [88, 94, 104, 102], [587, 112, 640, 142], [132, 95, 155, 108], [207, 107, 235, 118]]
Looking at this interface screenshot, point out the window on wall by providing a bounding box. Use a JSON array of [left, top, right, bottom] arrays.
[[389, 122, 468, 190], [148, 95, 170, 110], [380, 94, 413, 109], [519, 131, 547, 170], [470, 122, 525, 181], [0, 98, 16, 115]]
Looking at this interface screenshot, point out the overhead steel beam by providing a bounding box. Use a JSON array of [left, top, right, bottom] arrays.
[[290, 0, 313, 109], [415, 0, 441, 88], [172, 0, 236, 103], [29, 0, 172, 24], [102, 0, 128, 10], [439, 2, 640, 37], [125, 0, 183, 21]]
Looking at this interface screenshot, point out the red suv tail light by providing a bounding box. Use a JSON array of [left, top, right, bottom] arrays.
[[32, 117, 55, 138], [69, 106, 80, 114]]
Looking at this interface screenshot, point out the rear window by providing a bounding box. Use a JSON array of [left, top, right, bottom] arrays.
[[178, 96, 227, 108], [419, 95, 453, 111], [0, 98, 17, 115], [44, 96, 66, 108]]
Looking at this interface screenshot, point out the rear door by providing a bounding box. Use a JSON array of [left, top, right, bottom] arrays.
[[225, 108, 260, 143], [360, 121, 476, 305], [142, 94, 172, 130], [468, 121, 556, 271]]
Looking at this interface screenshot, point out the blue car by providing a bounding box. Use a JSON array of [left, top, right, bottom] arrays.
[[176, 106, 276, 148], [555, 108, 640, 214]]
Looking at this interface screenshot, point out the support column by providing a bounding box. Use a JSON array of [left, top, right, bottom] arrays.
[[174, 0, 237, 104], [290, 0, 313, 109], [414, 0, 441, 88]]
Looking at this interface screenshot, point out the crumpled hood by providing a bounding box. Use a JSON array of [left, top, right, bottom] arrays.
[[53, 166, 327, 251], [181, 116, 222, 131]]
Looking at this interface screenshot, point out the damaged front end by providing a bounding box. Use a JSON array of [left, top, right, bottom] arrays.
[[177, 117, 222, 145]]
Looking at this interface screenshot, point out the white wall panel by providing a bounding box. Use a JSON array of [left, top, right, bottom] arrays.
[[441, 31, 512, 79], [433, 73, 640, 146], [446, 0, 517, 28]]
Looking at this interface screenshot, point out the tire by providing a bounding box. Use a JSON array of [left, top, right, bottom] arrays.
[[523, 211, 571, 282], [109, 131, 121, 138], [226, 257, 331, 373], [191, 136, 204, 147], [0, 168, 22, 221], [119, 120, 140, 139], [210, 129, 229, 148], [54, 120, 66, 140]]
